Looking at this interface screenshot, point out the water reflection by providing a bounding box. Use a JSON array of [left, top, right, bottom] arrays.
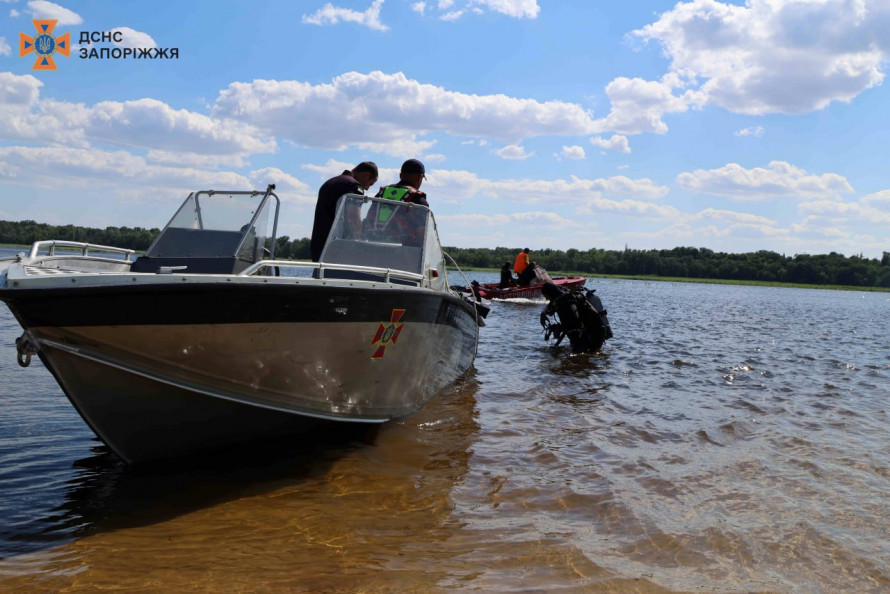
[[0, 379, 481, 590]]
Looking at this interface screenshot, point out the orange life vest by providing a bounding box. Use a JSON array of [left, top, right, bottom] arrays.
[[513, 251, 530, 274]]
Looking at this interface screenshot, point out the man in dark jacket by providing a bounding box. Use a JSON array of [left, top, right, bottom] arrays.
[[310, 161, 378, 261]]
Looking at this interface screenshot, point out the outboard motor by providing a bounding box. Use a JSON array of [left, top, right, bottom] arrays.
[[540, 283, 612, 353]]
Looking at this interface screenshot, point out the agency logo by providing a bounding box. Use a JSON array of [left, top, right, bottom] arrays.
[[370, 309, 406, 359], [19, 19, 70, 70]]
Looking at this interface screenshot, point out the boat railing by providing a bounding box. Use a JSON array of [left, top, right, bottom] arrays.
[[239, 260, 426, 284], [28, 240, 136, 261]]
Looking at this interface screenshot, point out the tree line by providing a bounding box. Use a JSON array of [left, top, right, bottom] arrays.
[[445, 246, 890, 288], [2, 220, 888, 288]]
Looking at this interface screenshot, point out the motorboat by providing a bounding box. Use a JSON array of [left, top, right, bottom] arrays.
[[468, 265, 587, 300], [0, 186, 481, 463]]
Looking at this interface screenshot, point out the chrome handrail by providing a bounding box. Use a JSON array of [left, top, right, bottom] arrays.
[[28, 240, 136, 261], [239, 260, 425, 284]]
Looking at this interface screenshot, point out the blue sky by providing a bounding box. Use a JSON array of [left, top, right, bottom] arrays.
[[1, 0, 888, 258]]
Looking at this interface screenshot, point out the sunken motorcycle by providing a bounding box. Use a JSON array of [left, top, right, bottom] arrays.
[[539, 282, 613, 353]]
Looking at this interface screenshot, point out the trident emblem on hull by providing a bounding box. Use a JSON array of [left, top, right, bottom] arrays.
[[19, 20, 71, 70]]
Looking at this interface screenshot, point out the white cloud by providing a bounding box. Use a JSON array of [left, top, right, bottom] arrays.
[[0, 37, 10, 57], [694, 208, 776, 227], [212, 71, 599, 152], [676, 161, 854, 201], [440, 9, 463, 21], [861, 190, 890, 210], [110, 27, 157, 50], [472, 0, 539, 19], [26, 0, 83, 25], [0, 145, 318, 209], [560, 145, 586, 160], [439, 211, 581, 229], [799, 198, 890, 224], [590, 134, 630, 153], [0, 73, 275, 159], [302, 0, 388, 32], [0, 146, 249, 190], [735, 126, 764, 138], [633, 0, 890, 115], [590, 76, 703, 135], [247, 167, 314, 203], [413, 0, 538, 21], [495, 144, 533, 160], [10, 9, 20, 17]]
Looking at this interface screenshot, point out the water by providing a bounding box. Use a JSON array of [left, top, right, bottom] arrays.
[[1, 250, 888, 591]]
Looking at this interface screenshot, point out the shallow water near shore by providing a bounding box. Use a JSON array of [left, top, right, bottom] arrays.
[[1, 252, 888, 591]]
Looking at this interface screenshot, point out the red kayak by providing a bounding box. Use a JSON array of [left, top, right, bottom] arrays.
[[474, 265, 586, 300]]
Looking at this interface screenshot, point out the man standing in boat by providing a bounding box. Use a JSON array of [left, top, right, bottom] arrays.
[[366, 159, 430, 245], [310, 161, 378, 262], [514, 248, 531, 276]]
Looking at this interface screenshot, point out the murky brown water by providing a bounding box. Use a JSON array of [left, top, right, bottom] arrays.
[[2, 259, 889, 591]]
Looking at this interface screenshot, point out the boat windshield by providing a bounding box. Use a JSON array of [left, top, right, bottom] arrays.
[[144, 190, 279, 261], [319, 194, 447, 287]]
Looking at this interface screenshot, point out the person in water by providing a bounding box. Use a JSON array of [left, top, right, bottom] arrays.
[[540, 282, 612, 353]]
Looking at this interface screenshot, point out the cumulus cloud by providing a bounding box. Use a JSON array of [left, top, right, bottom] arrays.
[[412, 0, 538, 20], [473, 0, 539, 19], [0, 37, 10, 57], [0, 146, 249, 190], [0, 146, 318, 207], [590, 134, 630, 153], [735, 126, 764, 138], [694, 208, 776, 227], [212, 71, 599, 153], [26, 0, 83, 25], [633, 0, 890, 115], [302, 0, 388, 32], [247, 167, 314, 203], [439, 211, 581, 230], [861, 190, 890, 210], [110, 27, 157, 50], [590, 76, 703, 135], [799, 197, 890, 224], [495, 144, 533, 160], [0, 72, 275, 160], [676, 161, 854, 201], [560, 145, 586, 160]]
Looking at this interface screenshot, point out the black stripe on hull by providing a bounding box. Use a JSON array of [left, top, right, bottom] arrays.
[[1, 282, 475, 329]]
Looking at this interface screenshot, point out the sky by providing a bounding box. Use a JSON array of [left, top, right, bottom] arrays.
[[0, 0, 888, 259]]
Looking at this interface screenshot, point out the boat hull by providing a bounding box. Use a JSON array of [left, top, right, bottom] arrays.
[[477, 276, 587, 300], [2, 281, 478, 462]]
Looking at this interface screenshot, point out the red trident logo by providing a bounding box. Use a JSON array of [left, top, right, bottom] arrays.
[[370, 309, 406, 359], [20, 20, 70, 71]]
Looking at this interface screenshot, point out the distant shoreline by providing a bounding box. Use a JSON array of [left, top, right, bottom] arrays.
[[3, 244, 885, 293], [449, 267, 890, 293]]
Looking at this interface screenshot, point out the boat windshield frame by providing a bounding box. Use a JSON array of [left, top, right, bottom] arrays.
[[318, 193, 447, 287], [143, 187, 280, 260]]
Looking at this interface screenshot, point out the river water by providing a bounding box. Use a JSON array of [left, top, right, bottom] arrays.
[[1, 250, 888, 591]]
